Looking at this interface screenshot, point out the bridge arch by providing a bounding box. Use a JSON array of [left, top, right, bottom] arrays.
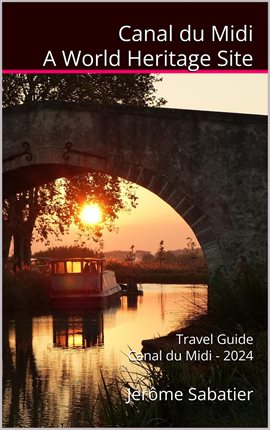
[[3, 102, 267, 281]]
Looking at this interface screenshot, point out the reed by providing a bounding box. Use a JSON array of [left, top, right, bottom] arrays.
[[106, 258, 208, 284], [98, 267, 267, 427], [98, 332, 267, 427], [208, 265, 267, 328]]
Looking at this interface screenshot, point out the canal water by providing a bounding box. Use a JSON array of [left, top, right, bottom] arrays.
[[3, 284, 207, 428]]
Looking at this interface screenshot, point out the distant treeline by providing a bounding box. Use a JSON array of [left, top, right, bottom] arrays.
[[34, 245, 205, 264], [33, 245, 208, 284], [34, 245, 102, 259]]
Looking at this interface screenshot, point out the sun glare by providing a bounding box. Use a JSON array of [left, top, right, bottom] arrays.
[[80, 204, 102, 225]]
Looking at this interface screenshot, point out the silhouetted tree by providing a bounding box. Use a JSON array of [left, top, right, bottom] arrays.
[[185, 236, 198, 262], [157, 240, 165, 268], [3, 74, 166, 267], [126, 245, 136, 265]]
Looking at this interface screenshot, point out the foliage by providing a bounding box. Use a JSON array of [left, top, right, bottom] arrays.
[[208, 261, 267, 329], [35, 174, 138, 245], [34, 245, 102, 259], [106, 256, 207, 284], [97, 266, 267, 427], [3, 74, 166, 266], [3, 271, 50, 313], [141, 252, 155, 264], [126, 245, 136, 264], [186, 236, 196, 251], [156, 240, 165, 267], [143, 248, 205, 267], [32, 245, 207, 284], [96, 262, 267, 427], [98, 335, 267, 427], [3, 74, 166, 108]]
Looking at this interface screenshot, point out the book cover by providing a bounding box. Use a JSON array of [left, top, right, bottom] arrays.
[[2, 2, 268, 428]]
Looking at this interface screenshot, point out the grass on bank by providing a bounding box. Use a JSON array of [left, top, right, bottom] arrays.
[[106, 258, 208, 284], [2, 261, 267, 427], [33, 245, 208, 284], [98, 338, 267, 427], [3, 253, 207, 314], [97, 265, 267, 427]]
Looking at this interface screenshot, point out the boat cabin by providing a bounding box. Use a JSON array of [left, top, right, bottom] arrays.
[[50, 258, 121, 305]]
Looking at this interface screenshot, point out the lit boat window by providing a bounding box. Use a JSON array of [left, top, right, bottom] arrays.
[[68, 332, 83, 348], [66, 261, 81, 273]]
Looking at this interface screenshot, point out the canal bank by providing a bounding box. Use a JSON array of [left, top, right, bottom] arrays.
[[3, 270, 207, 314]]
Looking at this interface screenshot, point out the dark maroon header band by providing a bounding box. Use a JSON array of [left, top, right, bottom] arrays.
[[2, 2, 268, 71]]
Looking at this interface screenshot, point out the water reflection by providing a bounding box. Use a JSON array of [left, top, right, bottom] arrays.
[[3, 315, 46, 427], [53, 312, 105, 349], [3, 284, 207, 427]]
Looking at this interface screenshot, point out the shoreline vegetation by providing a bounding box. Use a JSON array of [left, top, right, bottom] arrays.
[[108, 261, 208, 285], [3, 244, 208, 313], [2, 268, 207, 315], [97, 266, 267, 427], [3, 250, 267, 427]]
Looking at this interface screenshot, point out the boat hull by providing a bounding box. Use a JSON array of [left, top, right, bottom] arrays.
[[50, 263, 122, 309], [50, 285, 122, 309]]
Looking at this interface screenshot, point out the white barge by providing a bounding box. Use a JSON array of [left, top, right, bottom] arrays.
[[50, 257, 121, 307]]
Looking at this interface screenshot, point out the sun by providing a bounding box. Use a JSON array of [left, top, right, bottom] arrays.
[[80, 204, 103, 225]]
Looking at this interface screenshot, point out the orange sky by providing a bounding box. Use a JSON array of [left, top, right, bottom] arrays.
[[81, 186, 197, 252], [32, 74, 267, 254]]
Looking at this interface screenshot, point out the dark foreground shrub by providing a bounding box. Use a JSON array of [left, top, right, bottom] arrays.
[[98, 331, 267, 427], [208, 264, 267, 329], [3, 271, 51, 313]]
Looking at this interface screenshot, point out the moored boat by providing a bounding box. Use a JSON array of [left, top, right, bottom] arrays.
[[50, 257, 121, 308]]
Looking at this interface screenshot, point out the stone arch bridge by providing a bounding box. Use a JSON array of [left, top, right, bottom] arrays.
[[3, 102, 267, 281]]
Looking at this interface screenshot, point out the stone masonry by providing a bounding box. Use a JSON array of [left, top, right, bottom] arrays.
[[3, 102, 267, 281]]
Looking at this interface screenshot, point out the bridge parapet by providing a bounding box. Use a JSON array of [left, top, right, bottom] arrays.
[[3, 102, 267, 281]]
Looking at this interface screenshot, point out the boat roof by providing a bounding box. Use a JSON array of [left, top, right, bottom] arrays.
[[50, 257, 104, 263], [31, 257, 51, 261]]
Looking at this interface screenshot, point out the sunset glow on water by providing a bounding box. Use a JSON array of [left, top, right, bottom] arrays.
[[3, 284, 207, 427]]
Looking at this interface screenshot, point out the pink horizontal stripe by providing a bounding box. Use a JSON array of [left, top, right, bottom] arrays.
[[2, 69, 268, 75]]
